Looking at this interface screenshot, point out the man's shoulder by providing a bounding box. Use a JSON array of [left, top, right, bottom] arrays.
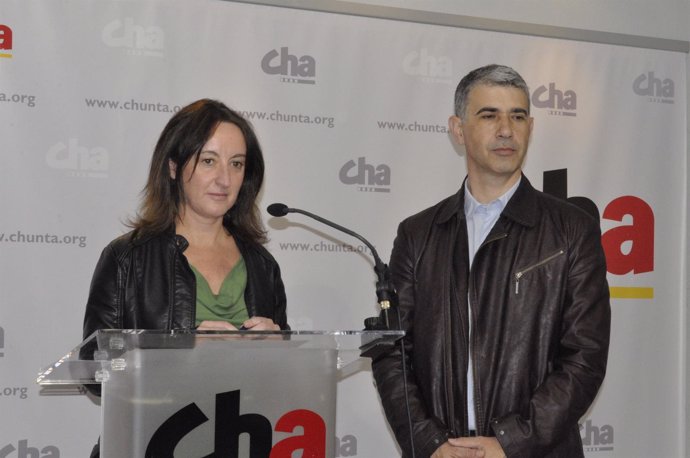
[[507, 178, 599, 226], [400, 191, 461, 229], [535, 190, 599, 223]]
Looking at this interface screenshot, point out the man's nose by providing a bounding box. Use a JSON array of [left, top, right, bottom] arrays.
[[497, 115, 513, 138]]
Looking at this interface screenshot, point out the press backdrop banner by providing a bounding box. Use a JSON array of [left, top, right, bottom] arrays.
[[0, 0, 686, 456]]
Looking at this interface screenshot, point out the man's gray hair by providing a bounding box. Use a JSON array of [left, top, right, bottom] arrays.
[[454, 64, 530, 119]]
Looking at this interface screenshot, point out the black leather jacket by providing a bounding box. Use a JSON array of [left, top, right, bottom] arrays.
[[83, 228, 288, 338], [372, 177, 610, 458]]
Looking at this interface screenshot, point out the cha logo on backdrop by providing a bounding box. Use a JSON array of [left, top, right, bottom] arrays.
[[580, 419, 614, 453], [402, 48, 452, 84], [46, 138, 109, 178], [544, 169, 654, 300], [0, 24, 12, 58], [102, 18, 164, 57], [633, 71, 674, 104], [261, 47, 316, 84], [0, 440, 59, 458], [339, 157, 391, 193], [532, 83, 577, 117]]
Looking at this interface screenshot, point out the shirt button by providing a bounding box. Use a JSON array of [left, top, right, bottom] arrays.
[[499, 430, 505, 435]]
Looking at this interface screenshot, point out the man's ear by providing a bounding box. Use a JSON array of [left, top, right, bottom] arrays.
[[169, 160, 177, 179], [448, 115, 464, 146]]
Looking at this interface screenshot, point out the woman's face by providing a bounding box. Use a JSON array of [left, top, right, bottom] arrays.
[[172, 122, 246, 224]]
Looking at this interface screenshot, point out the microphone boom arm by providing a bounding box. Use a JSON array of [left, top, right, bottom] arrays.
[[270, 204, 396, 329]]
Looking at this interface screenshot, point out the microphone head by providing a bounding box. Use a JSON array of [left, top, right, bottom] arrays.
[[267, 203, 289, 217]]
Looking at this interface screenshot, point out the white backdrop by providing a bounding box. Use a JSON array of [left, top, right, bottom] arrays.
[[0, 1, 686, 456]]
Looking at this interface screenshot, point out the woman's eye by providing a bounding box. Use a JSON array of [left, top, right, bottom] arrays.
[[231, 161, 245, 169], [201, 158, 214, 165]]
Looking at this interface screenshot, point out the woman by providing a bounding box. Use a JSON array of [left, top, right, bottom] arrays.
[[83, 98, 288, 339]]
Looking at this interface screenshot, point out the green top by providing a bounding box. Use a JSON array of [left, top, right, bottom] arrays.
[[192, 257, 249, 328]]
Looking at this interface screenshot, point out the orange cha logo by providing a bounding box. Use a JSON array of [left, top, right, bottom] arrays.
[[0, 24, 12, 58]]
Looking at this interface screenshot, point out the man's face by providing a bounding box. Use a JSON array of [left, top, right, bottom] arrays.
[[449, 84, 533, 185]]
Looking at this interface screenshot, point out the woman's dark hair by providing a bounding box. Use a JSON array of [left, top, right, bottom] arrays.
[[130, 98, 266, 244]]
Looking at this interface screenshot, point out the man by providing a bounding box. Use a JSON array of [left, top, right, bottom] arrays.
[[372, 64, 610, 458]]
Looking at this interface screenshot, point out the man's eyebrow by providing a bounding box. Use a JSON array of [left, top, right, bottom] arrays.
[[475, 107, 498, 115], [474, 107, 528, 115]]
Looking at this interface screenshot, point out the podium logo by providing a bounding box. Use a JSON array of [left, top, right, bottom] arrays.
[[402, 48, 452, 83], [0, 24, 12, 58], [633, 71, 674, 104], [46, 139, 109, 178], [261, 47, 316, 84], [339, 157, 391, 193], [532, 83, 577, 117], [102, 18, 164, 57], [0, 326, 4, 357], [0, 440, 59, 458], [147, 389, 325, 458], [580, 419, 614, 452]]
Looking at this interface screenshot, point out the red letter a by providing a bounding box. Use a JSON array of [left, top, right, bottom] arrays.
[[270, 409, 326, 458], [0, 25, 13, 50], [602, 195, 654, 275]]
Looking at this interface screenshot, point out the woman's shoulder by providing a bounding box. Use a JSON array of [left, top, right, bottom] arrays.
[[104, 229, 176, 257], [235, 237, 278, 267]]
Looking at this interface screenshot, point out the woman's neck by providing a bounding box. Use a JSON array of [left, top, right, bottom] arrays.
[[175, 214, 229, 248]]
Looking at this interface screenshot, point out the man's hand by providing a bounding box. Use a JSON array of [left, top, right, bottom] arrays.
[[431, 441, 485, 458], [447, 437, 505, 458]]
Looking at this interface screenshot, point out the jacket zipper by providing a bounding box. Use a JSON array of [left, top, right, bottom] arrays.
[[514, 249, 565, 294], [469, 232, 507, 434]]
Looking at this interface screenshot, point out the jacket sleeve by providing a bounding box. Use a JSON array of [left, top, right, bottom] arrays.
[[81, 243, 124, 397], [83, 243, 122, 340], [371, 221, 450, 458], [271, 260, 289, 330], [243, 241, 290, 331], [492, 215, 611, 457]]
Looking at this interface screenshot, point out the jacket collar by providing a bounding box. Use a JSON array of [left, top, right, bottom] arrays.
[[435, 174, 539, 228]]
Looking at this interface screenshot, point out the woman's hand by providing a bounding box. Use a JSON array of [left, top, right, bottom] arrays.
[[241, 316, 280, 331], [196, 320, 239, 331]]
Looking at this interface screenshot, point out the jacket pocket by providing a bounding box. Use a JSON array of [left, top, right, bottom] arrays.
[[514, 249, 565, 294]]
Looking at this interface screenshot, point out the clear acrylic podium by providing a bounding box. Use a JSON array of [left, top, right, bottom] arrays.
[[37, 329, 403, 458]]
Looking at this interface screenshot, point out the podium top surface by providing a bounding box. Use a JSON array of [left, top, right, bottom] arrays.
[[36, 329, 404, 385]]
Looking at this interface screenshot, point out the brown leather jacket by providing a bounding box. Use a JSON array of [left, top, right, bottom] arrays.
[[83, 228, 288, 338], [372, 177, 610, 458]]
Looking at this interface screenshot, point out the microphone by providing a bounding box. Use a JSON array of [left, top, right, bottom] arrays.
[[267, 203, 395, 330]]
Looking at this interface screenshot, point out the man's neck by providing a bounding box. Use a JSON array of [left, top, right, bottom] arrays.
[[466, 172, 521, 204]]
